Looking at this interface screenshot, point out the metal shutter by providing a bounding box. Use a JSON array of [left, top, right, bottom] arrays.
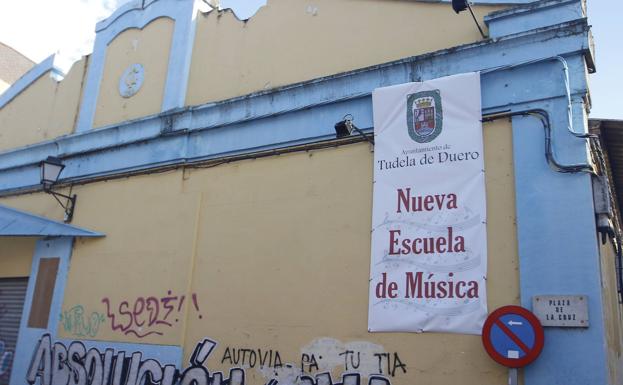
[[0, 277, 28, 385]]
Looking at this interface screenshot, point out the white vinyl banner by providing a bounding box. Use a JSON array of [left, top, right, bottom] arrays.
[[368, 72, 487, 334]]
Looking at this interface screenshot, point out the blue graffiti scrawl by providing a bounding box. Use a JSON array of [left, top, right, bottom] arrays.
[[0, 341, 13, 377]]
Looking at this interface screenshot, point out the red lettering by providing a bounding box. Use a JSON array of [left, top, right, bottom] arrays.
[[424, 195, 434, 211], [388, 282, 398, 298], [413, 238, 422, 254], [402, 238, 412, 254], [387, 227, 464, 255], [145, 297, 160, 327], [118, 301, 133, 331], [397, 188, 410, 213], [376, 272, 389, 298], [389, 230, 401, 255], [436, 236, 446, 253], [405, 272, 422, 298], [467, 281, 479, 298], [395, 189, 459, 213], [456, 281, 466, 298], [132, 297, 146, 327]]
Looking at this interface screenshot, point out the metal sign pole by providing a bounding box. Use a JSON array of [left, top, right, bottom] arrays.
[[508, 368, 518, 385]]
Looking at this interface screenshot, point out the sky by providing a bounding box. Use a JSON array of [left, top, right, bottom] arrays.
[[0, 0, 619, 119], [585, 0, 622, 120]]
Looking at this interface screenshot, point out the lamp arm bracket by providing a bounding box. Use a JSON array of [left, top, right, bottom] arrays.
[[49, 190, 74, 201], [48, 190, 77, 223], [353, 126, 375, 145]]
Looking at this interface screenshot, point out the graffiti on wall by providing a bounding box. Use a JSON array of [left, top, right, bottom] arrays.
[[299, 338, 406, 378], [221, 347, 284, 370], [0, 288, 13, 379], [0, 341, 12, 378], [220, 344, 406, 380], [60, 305, 106, 338], [27, 335, 396, 385], [101, 291, 203, 338], [237, 338, 407, 384]]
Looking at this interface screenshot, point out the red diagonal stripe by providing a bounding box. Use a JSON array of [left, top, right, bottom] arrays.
[[494, 319, 531, 355]]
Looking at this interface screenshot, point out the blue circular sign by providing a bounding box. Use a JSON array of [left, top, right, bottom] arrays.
[[482, 305, 544, 368]]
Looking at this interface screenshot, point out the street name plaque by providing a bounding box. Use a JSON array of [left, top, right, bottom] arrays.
[[532, 295, 588, 327]]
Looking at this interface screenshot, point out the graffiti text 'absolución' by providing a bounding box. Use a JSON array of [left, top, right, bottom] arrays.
[[27, 335, 394, 385]]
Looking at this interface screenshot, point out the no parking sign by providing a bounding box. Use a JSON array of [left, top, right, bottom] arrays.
[[482, 305, 544, 368]]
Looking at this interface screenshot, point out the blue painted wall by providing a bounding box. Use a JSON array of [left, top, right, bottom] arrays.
[[513, 115, 607, 384]]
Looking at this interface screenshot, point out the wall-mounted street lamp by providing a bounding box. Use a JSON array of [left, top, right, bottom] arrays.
[[452, 0, 486, 39], [40, 156, 77, 223], [334, 115, 374, 145]]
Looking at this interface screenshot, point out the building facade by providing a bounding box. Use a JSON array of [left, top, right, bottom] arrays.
[[0, 0, 621, 384], [0, 42, 34, 95]]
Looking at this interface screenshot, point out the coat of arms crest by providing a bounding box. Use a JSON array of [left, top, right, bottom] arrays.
[[406, 90, 443, 143]]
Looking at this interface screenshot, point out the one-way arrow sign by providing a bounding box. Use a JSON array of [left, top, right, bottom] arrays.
[[482, 305, 545, 368]]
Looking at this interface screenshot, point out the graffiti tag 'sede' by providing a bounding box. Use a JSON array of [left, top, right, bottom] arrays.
[[26, 335, 393, 385], [101, 291, 203, 339]]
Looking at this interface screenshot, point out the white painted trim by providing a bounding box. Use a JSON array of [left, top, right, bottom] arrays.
[[0, 55, 64, 109], [95, 0, 144, 32], [76, 0, 212, 132], [164, 0, 211, 112]]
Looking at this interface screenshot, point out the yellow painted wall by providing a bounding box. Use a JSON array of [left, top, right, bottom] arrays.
[[93, 17, 174, 128], [0, 237, 34, 278], [0, 119, 518, 385], [186, 0, 501, 106], [0, 58, 86, 152], [599, 240, 623, 385], [59, 172, 199, 344], [0, 173, 198, 345], [178, 119, 517, 385]]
